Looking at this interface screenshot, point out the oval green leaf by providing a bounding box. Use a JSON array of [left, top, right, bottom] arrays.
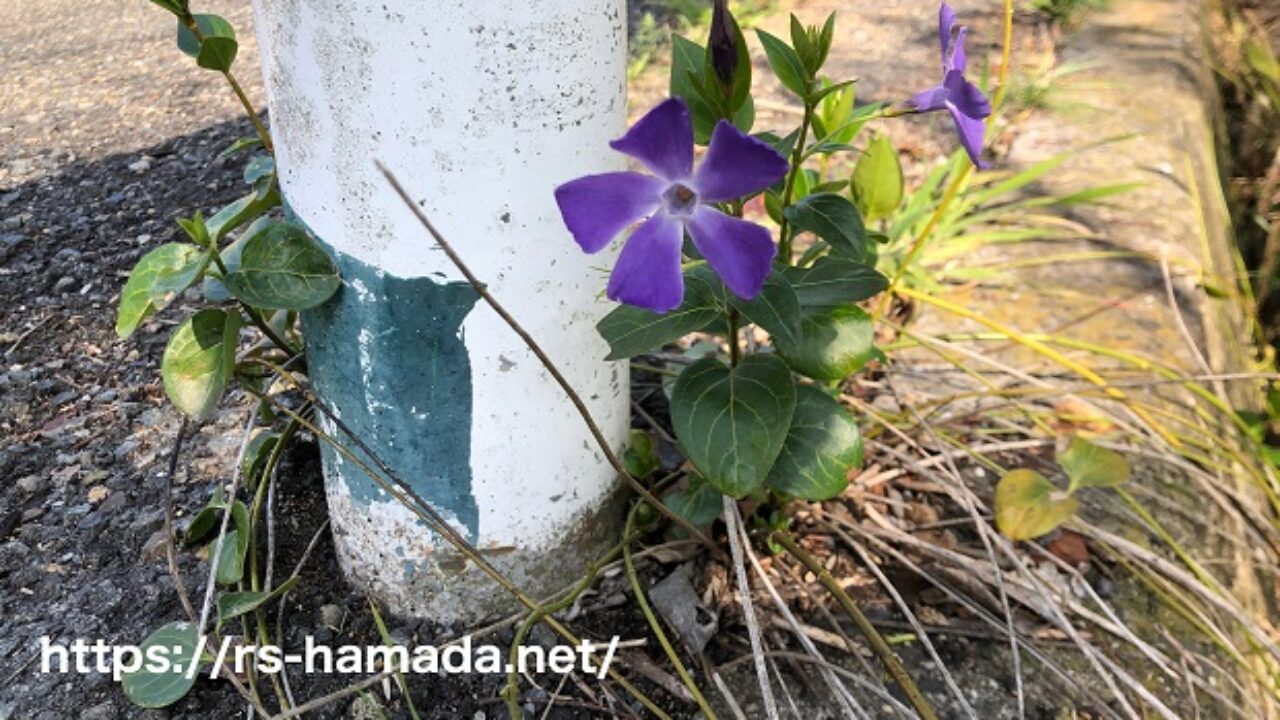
[[176, 14, 238, 71], [224, 222, 341, 311], [116, 243, 208, 338], [767, 385, 863, 500], [670, 355, 797, 497], [783, 192, 871, 263], [780, 305, 877, 381], [215, 576, 299, 630], [782, 257, 888, 311], [994, 469, 1079, 541], [121, 622, 200, 708], [729, 271, 802, 349], [756, 29, 809, 98], [597, 268, 721, 360], [162, 309, 241, 421], [851, 133, 904, 223], [664, 477, 724, 527], [1058, 435, 1130, 491]]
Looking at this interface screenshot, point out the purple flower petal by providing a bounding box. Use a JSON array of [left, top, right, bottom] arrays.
[[607, 213, 685, 313], [555, 172, 663, 253], [946, 103, 989, 169], [907, 84, 948, 113], [609, 98, 694, 181], [692, 120, 791, 203], [939, 3, 957, 68], [685, 206, 776, 300], [944, 70, 992, 119], [948, 27, 968, 74]]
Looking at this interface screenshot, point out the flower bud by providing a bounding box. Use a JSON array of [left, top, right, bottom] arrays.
[[709, 0, 739, 93]]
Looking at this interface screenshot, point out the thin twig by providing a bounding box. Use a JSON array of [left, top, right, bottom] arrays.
[[375, 161, 721, 557], [723, 498, 780, 720]]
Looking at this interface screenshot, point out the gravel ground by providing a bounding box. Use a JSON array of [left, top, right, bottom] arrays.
[[0, 1, 1047, 718]]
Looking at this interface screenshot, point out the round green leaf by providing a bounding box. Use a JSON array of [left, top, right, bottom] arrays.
[[116, 243, 208, 338], [767, 385, 862, 501], [670, 355, 797, 497], [176, 14, 238, 71], [780, 305, 877, 381], [120, 622, 200, 708], [1058, 435, 1130, 491], [851, 133, 904, 223], [224, 222, 341, 311], [162, 309, 241, 421], [994, 469, 1079, 541]]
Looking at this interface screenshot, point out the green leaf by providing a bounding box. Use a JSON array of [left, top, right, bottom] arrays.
[[783, 193, 871, 263], [241, 431, 281, 485], [780, 306, 876, 381], [807, 79, 856, 105], [729, 272, 802, 349], [243, 155, 275, 185], [1245, 38, 1280, 82], [664, 477, 724, 526], [176, 15, 238, 71], [622, 429, 661, 478], [671, 35, 721, 145], [203, 216, 271, 302], [995, 469, 1078, 541], [121, 622, 200, 708], [116, 244, 208, 338], [206, 185, 280, 242], [215, 577, 299, 630], [782, 257, 887, 311], [670, 355, 797, 497], [1058, 436, 1130, 492], [162, 309, 241, 421], [213, 529, 244, 585], [767, 385, 862, 500], [851, 133, 904, 223], [224, 222, 341, 310], [596, 268, 721, 360], [212, 501, 251, 586], [756, 30, 809, 98], [217, 136, 263, 161], [148, 0, 189, 16]]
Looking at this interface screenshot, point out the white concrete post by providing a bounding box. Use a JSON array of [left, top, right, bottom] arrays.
[[250, 0, 630, 621]]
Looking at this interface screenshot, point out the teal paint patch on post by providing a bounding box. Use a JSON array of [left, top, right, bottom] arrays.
[[302, 246, 482, 540]]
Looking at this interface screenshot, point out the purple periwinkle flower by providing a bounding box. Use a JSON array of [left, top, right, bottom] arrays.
[[907, 3, 992, 169], [555, 98, 789, 314]]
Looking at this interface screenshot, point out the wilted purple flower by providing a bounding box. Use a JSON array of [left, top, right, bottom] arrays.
[[906, 3, 992, 168], [555, 98, 789, 313]]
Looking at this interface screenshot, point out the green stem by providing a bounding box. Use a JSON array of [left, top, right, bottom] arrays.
[[623, 505, 718, 719], [503, 533, 636, 719], [777, 102, 815, 265], [181, 14, 274, 154]]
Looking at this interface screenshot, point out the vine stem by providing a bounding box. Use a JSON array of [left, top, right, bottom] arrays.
[[772, 531, 940, 720], [873, 0, 1015, 321], [181, 14, 274, 154], [776, 101, 815, 265], [622, 506, 719, 719]]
